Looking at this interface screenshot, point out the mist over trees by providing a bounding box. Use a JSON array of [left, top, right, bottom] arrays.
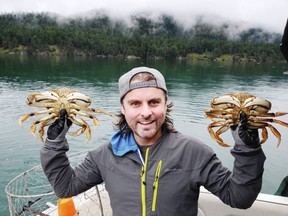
[[0, 12, 284, 62]]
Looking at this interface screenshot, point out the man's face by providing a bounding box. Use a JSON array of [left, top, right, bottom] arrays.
[[121, 87, 167, 146]]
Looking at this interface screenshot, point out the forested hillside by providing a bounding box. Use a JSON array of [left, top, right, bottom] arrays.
[[0, 12, 284, 62]]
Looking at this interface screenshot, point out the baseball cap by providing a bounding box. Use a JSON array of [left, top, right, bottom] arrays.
[[118, 66, 167, 100]]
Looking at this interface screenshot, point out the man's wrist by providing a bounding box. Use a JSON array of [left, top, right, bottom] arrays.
[[45, 137, 69, 150]]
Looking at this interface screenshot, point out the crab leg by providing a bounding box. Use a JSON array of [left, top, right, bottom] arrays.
[[70, 109, 100, 126], [30, 113, 57, 136], [244, 97, 271, 110], [69, 114, 92, 145], [250, 117, 288, 127], [205, 112, 234, 121], [204, 109, 233, 115], [70, 104, 115, 118], [208, 121, 231, 147], [215, 124, 231, 147], [27, 91, 59, 102], [38, 117, 58, 143], [18, 108, 55, 127], [248, 111, 288, 118], [274, 112, 288, 117], [66, 92, 91, 106], [260, 127, 268, 145], [208, 125, 225, 146], [249, 121, 282, 147], [211, 95, 240, 108], [89, 108, 115, 117], [25, 102, 59, 109], [70, 125, 87, 137], [69, 115, 87, 136], [267, 124, 282, 147]]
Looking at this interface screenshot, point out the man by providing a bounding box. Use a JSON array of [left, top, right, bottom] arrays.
[[41, 66, 265, 216]]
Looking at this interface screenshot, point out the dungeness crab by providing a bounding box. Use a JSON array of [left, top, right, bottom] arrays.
[[204, 92, 288, 147], [19, 87, 115, 144]]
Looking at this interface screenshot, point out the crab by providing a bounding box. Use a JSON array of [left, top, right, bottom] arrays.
[[19, 87, 115, 144], [204, 92, 288, 147]]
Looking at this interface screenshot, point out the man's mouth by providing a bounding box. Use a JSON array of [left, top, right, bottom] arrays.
[[139, 120, 155, 125]]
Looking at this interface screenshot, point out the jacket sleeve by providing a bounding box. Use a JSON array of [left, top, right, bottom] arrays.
[[200, 144, 266, 209], [40, 138, 103, 198]]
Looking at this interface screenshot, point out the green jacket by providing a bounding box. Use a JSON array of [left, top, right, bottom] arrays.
[[40, 131, 266, 216]]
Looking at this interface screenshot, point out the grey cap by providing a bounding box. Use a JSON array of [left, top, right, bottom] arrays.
[[118, 66, 167, 100]]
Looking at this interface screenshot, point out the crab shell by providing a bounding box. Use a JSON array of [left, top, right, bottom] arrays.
[[204, 92, 288, 147]]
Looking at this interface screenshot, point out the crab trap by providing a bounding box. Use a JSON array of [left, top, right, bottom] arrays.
[[5, 151, 109, 216]]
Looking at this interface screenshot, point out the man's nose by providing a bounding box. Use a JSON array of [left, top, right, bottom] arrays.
[[141, 104, 152, 117]]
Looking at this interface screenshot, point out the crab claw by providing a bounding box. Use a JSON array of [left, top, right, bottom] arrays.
[[19, 114, 31, 127]]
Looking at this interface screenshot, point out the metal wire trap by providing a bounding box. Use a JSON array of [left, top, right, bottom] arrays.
[[5, 151, 110, 216]]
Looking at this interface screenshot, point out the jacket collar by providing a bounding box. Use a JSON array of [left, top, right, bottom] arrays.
[[111, 130, 171, 157], [111, 131, 139, 156]]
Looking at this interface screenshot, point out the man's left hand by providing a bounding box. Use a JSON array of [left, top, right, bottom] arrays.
[[231, 112, 260, 148]]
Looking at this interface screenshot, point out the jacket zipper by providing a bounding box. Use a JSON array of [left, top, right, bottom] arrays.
[[140, 148, 163, 215], [152, 160, 162, 212], [141, 148, 149, 216]]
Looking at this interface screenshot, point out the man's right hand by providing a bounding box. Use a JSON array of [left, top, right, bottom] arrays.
[[47, 109, 72, 142]]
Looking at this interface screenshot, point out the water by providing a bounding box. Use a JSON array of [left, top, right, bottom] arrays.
[[1, 55, 288, 215]]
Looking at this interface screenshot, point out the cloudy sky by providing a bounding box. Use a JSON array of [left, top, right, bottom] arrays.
[[0, 0, 287, 33]]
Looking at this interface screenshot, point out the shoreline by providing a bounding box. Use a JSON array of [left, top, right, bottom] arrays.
[[0, 48, 285, 64]]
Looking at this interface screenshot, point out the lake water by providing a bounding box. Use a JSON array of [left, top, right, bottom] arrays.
[[1, 55, 288, 215]]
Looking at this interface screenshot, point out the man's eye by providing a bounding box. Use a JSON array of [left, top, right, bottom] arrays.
[[131, 101, 139, 106], [150, 100, 160, 105]]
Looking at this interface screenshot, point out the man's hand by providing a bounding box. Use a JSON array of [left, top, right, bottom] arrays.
[[47, 109, 72, 142], [231, 113, 260, 148]]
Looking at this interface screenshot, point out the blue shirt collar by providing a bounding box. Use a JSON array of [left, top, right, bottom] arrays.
[[111, 131, 139, 156]]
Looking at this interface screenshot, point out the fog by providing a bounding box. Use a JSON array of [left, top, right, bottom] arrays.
[[0, 0, 287, 33]]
